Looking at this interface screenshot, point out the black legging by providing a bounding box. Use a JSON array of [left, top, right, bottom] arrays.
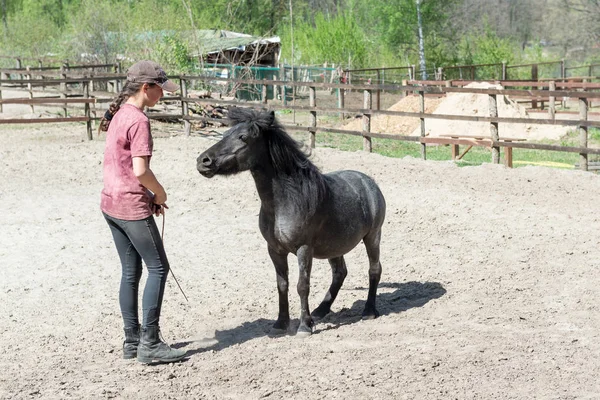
[[103, 212, 169, 329]]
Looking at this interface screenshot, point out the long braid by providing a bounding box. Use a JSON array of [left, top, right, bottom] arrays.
[[97, 81, 143, 135]]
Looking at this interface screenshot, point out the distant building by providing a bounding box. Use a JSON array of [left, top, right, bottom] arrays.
[[191, 30, 281, 67]]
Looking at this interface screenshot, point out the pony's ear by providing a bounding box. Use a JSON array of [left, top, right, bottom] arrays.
[[268, 110, 276, 126]]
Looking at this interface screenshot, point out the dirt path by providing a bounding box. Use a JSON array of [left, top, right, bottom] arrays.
[[2, 121, 600, 399]]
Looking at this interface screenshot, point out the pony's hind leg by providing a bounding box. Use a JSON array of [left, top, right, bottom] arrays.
[[311, 256, 348, 320], [362, 228, 382, 320]]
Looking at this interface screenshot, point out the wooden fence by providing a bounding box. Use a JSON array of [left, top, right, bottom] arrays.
[[2, 71, 600, 170], [345, 60, 600, 84]]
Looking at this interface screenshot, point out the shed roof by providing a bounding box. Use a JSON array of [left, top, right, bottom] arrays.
[[190, 29, 280, 56]]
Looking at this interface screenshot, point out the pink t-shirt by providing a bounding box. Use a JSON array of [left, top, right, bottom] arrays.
[[101, 104, 154, 220]]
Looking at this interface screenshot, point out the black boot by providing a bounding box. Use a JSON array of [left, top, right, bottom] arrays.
[[137, 326, 186, 364], [123, 325, 140, 359]]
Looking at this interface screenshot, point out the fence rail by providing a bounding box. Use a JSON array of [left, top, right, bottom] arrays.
[[2, 70, 600, 170]]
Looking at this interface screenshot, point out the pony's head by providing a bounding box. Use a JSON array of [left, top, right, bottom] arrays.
[[197, 107, 305, 178], [197, 106, 326, 216]]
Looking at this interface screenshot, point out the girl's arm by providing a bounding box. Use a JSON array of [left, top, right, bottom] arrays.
[[132, 156, 167, 204]]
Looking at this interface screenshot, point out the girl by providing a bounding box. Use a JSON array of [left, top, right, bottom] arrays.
[[99, 60, 185, 364]]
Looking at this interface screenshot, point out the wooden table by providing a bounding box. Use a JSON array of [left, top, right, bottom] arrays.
[[437, 134, 527, 168]]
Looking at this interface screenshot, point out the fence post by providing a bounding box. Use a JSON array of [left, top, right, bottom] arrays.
[[83, 81, 92, 140], [309, 86, 316, 149], [279, 63, 286, 105], [90, 78, 97, 131], [436, 67, 443, 80], [338, 78, 345, 120], [502, 62, 507, 80], [579, 97, 589, 171], [16, 58, 22, 83], [549, 81, 556, 121], [110, 63, 117, 93], [26, 66, 33, 113], [116, 61, 122, 93], [419, 90, 426, 160], [38, 59, 45, 90], [261, 78, 268, 105], [60, 63, 68, 117], [362, 89, 372, 152], [531, 64, 538, 109], [376, 70, 381, 110], [489, 93, 500, 164], [181, 77, 190, 136]]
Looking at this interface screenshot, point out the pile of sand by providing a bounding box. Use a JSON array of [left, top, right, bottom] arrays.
[[344, 82, 574, 141], [342, 95, 444, 136]]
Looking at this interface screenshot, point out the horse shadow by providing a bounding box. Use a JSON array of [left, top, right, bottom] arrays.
[[177, 281, 446, 357]]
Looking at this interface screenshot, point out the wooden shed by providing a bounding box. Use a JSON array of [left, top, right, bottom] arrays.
[[191, 30, 281, 67]]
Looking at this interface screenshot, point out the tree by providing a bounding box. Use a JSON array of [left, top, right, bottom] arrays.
[[558, 0, 600, 50], [279, 11, 369, 67], [1, 0, 7, 37], [416, 0, 426, 78]]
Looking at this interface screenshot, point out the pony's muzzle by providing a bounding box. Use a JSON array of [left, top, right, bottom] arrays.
[[196, 154, 215, 177]]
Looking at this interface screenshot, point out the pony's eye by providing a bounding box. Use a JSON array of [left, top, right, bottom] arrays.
[[239, 134, 248, 142]]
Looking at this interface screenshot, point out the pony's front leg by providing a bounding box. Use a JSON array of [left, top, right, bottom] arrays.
[[268, 246, 290, 334], [296, 245, 314, 337]]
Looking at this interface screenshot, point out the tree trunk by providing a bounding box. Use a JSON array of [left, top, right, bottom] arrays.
[[1, 0, 7, 37], [416, 0, 427, 79]]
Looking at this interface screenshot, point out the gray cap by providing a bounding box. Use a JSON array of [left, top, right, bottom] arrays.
[[126, 60, 179, 92]]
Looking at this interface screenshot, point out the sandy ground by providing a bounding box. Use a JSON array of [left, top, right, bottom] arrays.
[[3, 110, 600, 399]]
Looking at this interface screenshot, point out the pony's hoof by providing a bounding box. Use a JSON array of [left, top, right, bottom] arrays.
[[271, 318, 290, 335], [269, 327, 288, 337], [362, 308, 380, 320], [295, 327, 313, 338]]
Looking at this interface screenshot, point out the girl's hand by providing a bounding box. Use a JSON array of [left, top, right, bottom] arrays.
[[153, 202, 169, 217]]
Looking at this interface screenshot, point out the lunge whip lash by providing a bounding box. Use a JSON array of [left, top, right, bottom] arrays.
[[159, 207, 189, 302]]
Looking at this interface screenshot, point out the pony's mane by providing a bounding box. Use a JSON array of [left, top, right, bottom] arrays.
[[228, 107, 327, 215]]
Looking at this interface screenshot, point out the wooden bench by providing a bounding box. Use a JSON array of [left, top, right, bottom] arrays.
[[421, 134, 527, 168]]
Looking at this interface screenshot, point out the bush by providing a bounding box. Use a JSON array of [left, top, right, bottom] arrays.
[[63, 0, 130, 63], [280, 12, 369, 68], [4, 12, 60, 59]]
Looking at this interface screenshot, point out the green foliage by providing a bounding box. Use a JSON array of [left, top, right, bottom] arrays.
[[126, 0, 189, 32], [0, 0, 599, 76], [424, 32, 459, 69], [63, 0, 130, 63], [4, 11, 60, 58], [280, 11, 369, 68], [348, 0, 458, 67], [155, 35, 194, 74], [190, 0, 283, 35], [21, 0, 69, 27], [589, 128, 600, 142], [461, 27, 516, 66]]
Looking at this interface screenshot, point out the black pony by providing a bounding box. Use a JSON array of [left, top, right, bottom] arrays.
[[197, 107, 386, 336]]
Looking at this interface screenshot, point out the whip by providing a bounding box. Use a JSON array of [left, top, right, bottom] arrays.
[[158, 206, 189, 302]]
